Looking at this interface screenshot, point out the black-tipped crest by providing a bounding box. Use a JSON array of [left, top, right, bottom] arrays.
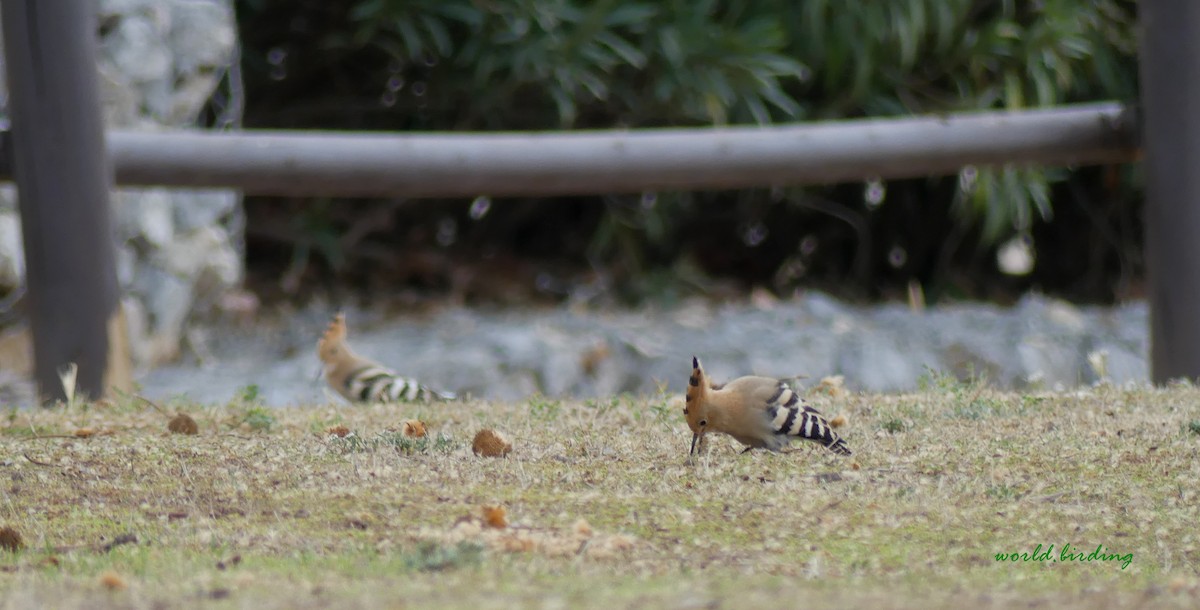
[[685, 356, 710, 455]]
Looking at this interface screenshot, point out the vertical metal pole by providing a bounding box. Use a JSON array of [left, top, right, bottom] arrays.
[[1140, 0, 1200, 383], [1, 0, 127, 402]]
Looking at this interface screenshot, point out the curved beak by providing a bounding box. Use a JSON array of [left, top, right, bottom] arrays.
[[690, 432, 702, 456]]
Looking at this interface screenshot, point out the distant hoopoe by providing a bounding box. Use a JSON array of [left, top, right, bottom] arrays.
[[684, 356, 851, 456], [317, 313, 455, 403]]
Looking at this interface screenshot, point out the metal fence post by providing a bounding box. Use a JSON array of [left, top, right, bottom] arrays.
[[1140, 0, 1200, 383], [1, 0, 129, 402]]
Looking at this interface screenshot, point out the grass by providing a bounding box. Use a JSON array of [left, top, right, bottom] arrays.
[[1, 381, 1199, 609]]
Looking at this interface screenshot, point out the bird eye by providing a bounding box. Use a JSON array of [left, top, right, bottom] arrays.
[[698, 419, 707, 427], [683, 408, 689, 415]]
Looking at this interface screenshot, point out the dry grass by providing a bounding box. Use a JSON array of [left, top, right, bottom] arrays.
[[1, 377, 1199, 609]]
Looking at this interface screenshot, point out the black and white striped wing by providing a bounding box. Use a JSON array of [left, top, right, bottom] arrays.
[[344, 366, 450, 403], [764, 383, 851, 455]]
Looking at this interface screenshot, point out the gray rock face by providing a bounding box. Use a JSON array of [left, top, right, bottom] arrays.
[[136, 293, 1152, 407], [0, 0, 243, 372], [0, 214, 22, 287]]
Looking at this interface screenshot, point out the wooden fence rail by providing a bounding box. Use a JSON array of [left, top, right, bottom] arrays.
[[0, 103, 1138, 198]]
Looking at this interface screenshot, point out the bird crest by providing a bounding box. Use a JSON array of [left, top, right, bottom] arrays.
[[317, 313, 349, 365], [685, 356, 711, 454]]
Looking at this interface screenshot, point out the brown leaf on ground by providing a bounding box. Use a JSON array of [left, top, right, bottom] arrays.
[[816, 375, 847, 398], [402, 420, 427, 438], [0, 526, 23, 552], [99, 571, 128, 591], [472, 429, 512, 457], [168, 413, 199, 435], [482, 505, 508, 529], [326, 425, 350, 438]]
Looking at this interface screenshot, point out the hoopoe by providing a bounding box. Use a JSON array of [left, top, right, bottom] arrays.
[[684, 356, 851, 456], [316, 313, 455, 403]]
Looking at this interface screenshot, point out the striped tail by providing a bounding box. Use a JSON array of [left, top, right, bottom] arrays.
[[766, 387, 852, 456], [345, 366, 455, 403]]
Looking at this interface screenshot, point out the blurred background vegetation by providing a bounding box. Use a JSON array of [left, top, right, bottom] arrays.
[[232, 0, 1141, 308]]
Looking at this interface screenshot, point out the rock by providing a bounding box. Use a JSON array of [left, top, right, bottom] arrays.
[[1085, 340, 1148, 385], [0, 212, 24, 288], [837, 331, 939, 392], [1016, 293, 1087, 333], [134, 295, 1154, 409], [97, 63, 143, 126], [1017, 334, 1084, 389], [115, 244, 136, 286], [169, 0, 237, 74], [941, 341, 1011, 386], [100, 13, 173, 84], [801, 291, 849, 321], [171, 189, 239, 234], [121, 296, 151, 367], [130, 264, 194, 363], [160, 226, 240, 284], [114, 190, 174, 246]]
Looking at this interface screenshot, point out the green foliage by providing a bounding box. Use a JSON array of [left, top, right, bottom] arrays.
[[400, 541, 484, 572], [583, 396, 621, 417], [339, 0, 807, 128], [644, 394, 674, 423], [951, 398, 1003, 421], [242, 408, 278, 432], [237, 0, 1140, 301], [237, 384, 262, 404], [227, 384, 277, 432], [984, 483, 1021, 501], [328, 431, 457, 455], [916, 367, 963, 394], [380, 431, 456, 455], [1188, 420, 1200, 437], [527, 394, 562, 420], [882, 418, 906, 434]]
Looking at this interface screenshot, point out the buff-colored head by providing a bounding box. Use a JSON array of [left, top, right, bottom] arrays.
[[685, 356, 712, 455], [317, 313, 349, 366]]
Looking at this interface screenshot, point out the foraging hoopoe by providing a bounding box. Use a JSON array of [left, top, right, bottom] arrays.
[[316, 313, 455, 403], [684, 356, 851, 456]]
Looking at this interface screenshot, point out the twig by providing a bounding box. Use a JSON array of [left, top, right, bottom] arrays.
[[136, 395, 171, 418], [45, 533, 139, 555], [22, 452, 54, 467], [99, 534, 138, 553]]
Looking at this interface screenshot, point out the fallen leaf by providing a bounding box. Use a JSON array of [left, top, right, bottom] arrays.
[[472, 429, 512, 458], [168, 413, 198, 435], [99, 570, 127, 591], [402, 420, 427, 438], [482, 505, 508, 529], [0, 526, 23, 552]]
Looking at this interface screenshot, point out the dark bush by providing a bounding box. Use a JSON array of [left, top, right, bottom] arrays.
[[234, 0, 1140, 305]]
